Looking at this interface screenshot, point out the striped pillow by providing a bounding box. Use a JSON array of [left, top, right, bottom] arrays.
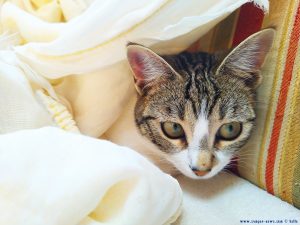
[[189, 1, 300, 209]]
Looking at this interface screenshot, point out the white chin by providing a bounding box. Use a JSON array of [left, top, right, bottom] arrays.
[[168, 150, 232, 180]]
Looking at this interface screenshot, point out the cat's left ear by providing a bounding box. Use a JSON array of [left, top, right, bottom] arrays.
[[127, 44, 177, 94], [216, 28, 275, 89]]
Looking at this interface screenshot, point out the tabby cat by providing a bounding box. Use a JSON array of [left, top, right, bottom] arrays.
[[105, 29, 275, 179]]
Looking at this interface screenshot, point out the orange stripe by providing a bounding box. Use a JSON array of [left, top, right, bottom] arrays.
[[258, 0, 297, 189], [265, 2, 300, 194]]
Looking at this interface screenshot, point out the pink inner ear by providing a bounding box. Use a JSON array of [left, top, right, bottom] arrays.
[[254, 53, 264, 70], [128, 50, 146, 83], [127, 45, 175, 91], [245, 31, 275, 71]]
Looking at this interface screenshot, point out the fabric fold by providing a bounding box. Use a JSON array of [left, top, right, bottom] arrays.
[[0, 127, 182, 225], [0, 0, 269, 137], [0, 0, 268, 78]]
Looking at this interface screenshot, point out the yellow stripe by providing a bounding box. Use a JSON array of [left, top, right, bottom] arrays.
[[228, 9, 240, 49], [208, 10, 239, 52], [257, 0, 298, 188], [208, 27, 218, 53], [292, 146, 300, 208], [272, 0, 300, 196], [197, 28, 215, 53], [278, 45, 300, 203]]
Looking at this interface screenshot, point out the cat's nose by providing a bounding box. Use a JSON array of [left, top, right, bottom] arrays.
[[190, 151, 214, 176], [190, 166, 211, 176], [197, 151, 214, 169]]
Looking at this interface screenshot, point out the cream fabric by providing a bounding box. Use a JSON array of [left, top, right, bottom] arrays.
[[3, 0, 268, 77], [176, 173, 300, 225], [0, 0, 268, 137], [0, 2, 274, 224], [0, 50, 54, 134], [0, 127, 182, 225]]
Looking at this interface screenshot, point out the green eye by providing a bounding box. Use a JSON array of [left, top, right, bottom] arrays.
[[217, 122, 242, 141], [161, 122, 185, 139]]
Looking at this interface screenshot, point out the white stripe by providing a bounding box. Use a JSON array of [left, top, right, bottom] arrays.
[[188, 104, 209, 166]]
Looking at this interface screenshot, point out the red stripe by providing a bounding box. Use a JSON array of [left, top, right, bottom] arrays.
[[265, 3, 300, 194], [229, 3, 264, 175], [232, 3, 265, 47]]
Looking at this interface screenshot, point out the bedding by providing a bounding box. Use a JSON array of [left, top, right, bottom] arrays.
[[2, 1, 298, 225], [0, 127, 182, 225], [0, 0, 269, 137], [176, 173, 300, 225]]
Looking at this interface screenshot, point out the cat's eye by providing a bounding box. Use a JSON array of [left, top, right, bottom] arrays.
[[161, 122, 185, 139], [217, 122, 242, 141]]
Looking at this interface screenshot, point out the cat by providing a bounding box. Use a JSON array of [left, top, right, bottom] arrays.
[[105, 29, 275, 179]]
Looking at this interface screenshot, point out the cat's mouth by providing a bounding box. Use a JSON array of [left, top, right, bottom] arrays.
[[192, 169, 211, 177], [177, 166, 215, 179], [168, 150, 232, 179]]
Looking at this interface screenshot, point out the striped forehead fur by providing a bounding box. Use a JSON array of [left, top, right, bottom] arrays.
[[134, 50, 256, 155], [163, 52, 221, 117]]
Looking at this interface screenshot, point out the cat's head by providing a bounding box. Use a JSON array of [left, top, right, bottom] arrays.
[[127, 29, 275, 179]]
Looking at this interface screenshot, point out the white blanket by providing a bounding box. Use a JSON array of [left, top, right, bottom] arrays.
[[0, 127, 182, 225], [1, 128, 299, 225], [2, 1, 291, 225], [176, 174, 300, 225], [0, 0, 269, 136]]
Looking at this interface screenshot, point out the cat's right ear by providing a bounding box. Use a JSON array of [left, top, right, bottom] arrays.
[[127, 44, 176, 94]]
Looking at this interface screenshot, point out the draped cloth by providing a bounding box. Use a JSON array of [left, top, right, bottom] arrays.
[[0, 1, 270, 225], [0, 0, 269, 136]]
